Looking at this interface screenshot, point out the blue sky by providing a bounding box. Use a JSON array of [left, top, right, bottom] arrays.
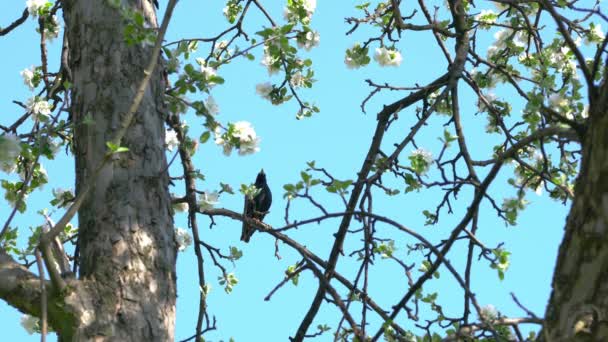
[[0, 1, 573, 340]]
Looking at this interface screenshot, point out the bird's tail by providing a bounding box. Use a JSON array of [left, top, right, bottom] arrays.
[[241, 222, 254, 243]]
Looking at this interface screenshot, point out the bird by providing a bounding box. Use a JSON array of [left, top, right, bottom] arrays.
[[241, 169, 272, 242]]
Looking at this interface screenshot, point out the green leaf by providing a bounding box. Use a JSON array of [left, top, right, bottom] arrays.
[[106, 142, 129, 154], [199, 131, 211, 144]]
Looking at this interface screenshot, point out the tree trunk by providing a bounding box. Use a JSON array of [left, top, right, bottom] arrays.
[[62, 0, 176, 340], [542, 88, 608, 340]]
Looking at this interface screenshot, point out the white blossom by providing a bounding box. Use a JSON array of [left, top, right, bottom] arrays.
[[175, 227, 192, 251], [549, 93, 572, 119], [52, 187, 72, 196], [0, 161, 17, 174], [534, 182, 544, 196], [174, 202, 189, 212], [584, 23, 605, 45], [165, 129, 179, 151], [217, 40, 229, 50], [52, 187, 74, 207], [477, 92, 497, 112], [256, 82, 273, 100], [233, 121, 261, 155], [214, 126, 232, 156], [344, 55, 358, 69], [303, 0, 316, 14], [297, 31, 320, 51], [201, 66, 217, 82], [26, 97, 52, 118], [373, 47, 402, 67], [488, 29, 508, 58], [290, 71, 305, 88], [410, 148, 433, 175], [0, 134, 21, 165], [581, 105, 589, 118], [284, 0, 317, 23], [20, 66, 36, 91], [344, 43, 369, 69], [214, 121, 261, 156], [488, 29, 526, 58], [205, 96, 219, 116], [260, 47, 280, 75], [7, 191, 28, 209], [44, 15, 61, 41], [20, 314, 39, 334], [199, 190, 219, 210], [26, 0, 49, 16], [479, 305, 498, 320], [195, 58, 219, 87], [475, 9, 497, 26]]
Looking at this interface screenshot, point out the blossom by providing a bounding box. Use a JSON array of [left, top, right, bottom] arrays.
[[477, 92, 497, 112], [549, 93, 572, 119], [44, 15, 61, 41], [0, 134, 21, 166], [175, 228, 192, 251], [475, 9, 497, 27], [52, 187, 74, 207], [410, 148, 433, 175], [373, 47, 402, 67], [20, 163, 46, 184], [487, 29, 526, 58], [20, 314, 39, 334], [26, 0, 49, 16], [233, 121, 261, 155], [256, 82, 273, 100], [217, 40, 229, 50], [26, 97, 52, 118], [201, 66, 217, 83], [199, 190, 219, 210], [260, 47, 280, 75], [214, 126, 232, 156], [470, 68, 498, 89], [284, 0, 317, 23], [172, 199, 189, 213], [297, 31, 320, 51], [303, 0, 316, 14], [165, 129, 179, 151], [214, 121, 261, 156], [20, 66, 36, 91], [195, 58, 219, 87], [584, 23, 605, 45], [581, 105, 589, 119], [344, 43, 370, 69], [7, 191, 28, 209], [205, 96, 219, 116], [290, 71, 305, 88], [479, 305, 498, 320]]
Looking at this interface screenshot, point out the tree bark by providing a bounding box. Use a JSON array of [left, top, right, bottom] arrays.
[[542, 86, 608, 341], [61, 0, 176, 340]]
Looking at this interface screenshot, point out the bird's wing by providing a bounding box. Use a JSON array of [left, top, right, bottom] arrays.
[[241, 196, 255, 242]]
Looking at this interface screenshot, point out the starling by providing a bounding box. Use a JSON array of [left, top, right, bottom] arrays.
[[241, 169, 272, 242]]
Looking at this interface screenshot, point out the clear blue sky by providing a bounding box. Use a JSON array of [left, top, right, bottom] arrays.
[[1, 1, 572, 340]]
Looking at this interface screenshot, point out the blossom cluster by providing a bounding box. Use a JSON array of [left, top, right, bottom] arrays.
[[214, 121, 261, 156], [409, 148, 433, 175], [344, 44, 402, 69], [175, 227, 192, 251], [284, 0, 317, 25]]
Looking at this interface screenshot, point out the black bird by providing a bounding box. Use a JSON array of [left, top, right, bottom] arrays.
[[241, 169, 272, 242]]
